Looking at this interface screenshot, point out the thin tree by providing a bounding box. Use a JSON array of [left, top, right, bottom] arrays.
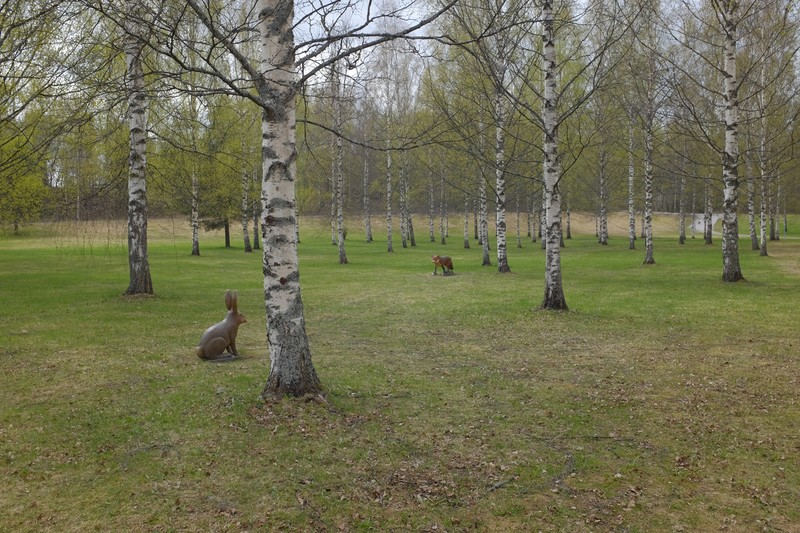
[[123, 0, 153, 295]]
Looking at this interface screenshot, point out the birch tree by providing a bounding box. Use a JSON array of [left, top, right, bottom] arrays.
[[627, 119, 636, 249], [331, 61, 348, 264], [123, 0, 153, 295], [492, 24, 512, 273], [532, 0, 628, 309], [717, 0, 745, 281], [539, 1, 567, 308], [625, 0, 667, 265]]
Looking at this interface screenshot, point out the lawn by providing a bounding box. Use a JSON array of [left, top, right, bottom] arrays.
[[1, 213, 799, 532]]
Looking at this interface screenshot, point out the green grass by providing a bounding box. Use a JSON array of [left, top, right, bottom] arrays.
[[1, 214, 799, 532]]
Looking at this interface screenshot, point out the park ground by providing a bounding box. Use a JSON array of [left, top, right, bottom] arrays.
[[1, 212, 799, 532]]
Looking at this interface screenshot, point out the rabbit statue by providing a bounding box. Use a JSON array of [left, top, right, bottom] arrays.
[[196, 290, 247, 361]]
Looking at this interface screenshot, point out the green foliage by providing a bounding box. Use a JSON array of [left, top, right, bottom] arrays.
[[0, 121, 48, 231], [1, 214, 800, 531], [0, 167, 47, 232]]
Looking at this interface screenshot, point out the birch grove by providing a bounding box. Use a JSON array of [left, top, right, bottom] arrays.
[[4, 0, 800, 404]]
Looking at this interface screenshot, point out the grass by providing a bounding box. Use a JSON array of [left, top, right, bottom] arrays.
[[1, 212, 799, 532]]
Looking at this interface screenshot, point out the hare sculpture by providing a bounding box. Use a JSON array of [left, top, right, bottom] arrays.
[[196, 290, 247, 361]]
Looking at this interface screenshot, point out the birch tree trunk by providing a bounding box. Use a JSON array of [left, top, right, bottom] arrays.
[[480, 173, 490, 265], [429, 170, 436, 242], [759, 168, 768, 255], [333, 66, 347, 264], [526, 194, 532, 238], [400, 160, 408, 248], [769, 178, 776, 240], [643, 121, 655, 264], [386, 138, 394, 253], [627, 119, 636, 249], [190, 174, 200, 256], [257, 0, 322, 398], [463, 193, 471, 248], [720, 3, 744, 282], [440, 173, 447, 245], [773, 180, 780, 241], [494, 88, 510, 273], [757, 44, 769, 255], [241, 171, 253, 252], [406, 172, 415, 247], [540, 188, 546, 250], [704, 179, 713, 245], [515, 194, 522, 248], [363, 146, 372, 242], [478, 122, 490, 260], [123, 1, 153, 296], [474, 198, 479, 240], [540, 1, 567, 310], [746, 155, 758, 250], [783, 201, 788, 236], [641, 208, 646, 239], [598, 151, 608, 245], [678, 166, 686, 244], [253, 208, 261, 250], [330, 136, 336, 246], [189, 92, 201, 257]]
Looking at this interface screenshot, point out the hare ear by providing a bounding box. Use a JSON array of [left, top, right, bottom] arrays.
[[231, 291, 239, 312], [225, 289, 233, 310]]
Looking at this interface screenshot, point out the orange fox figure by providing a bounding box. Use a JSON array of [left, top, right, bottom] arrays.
[[432, 255, 454, 276]]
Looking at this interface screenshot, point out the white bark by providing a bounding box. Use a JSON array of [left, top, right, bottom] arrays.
[[704, 179, 713, 244], [745, 154, 758, 250], [540, 187, 546, 250], [329, 132, 336, 245], [627, 119, 636, 249], [774, 180, 780, 240], [598, 150, 608, 245], [720, 3, 744, 281], [643, 119, 655, 264], [386, 137, 393, 253], [191, 174, 200, 256], [363, 145, 372, 242], [331, 64, 347, 264], [464, 193, 471, 249], [759, 63, 770, 256], [679, 166, 686, 245], [123, 1, 153, 296], [540, 1, 567, 310], [258, 0, 321, 397], [241, 170, 253, 252], [515, 194, 521, 249], [405, 167, 415, 246], [480, 171, 490, 265], [428, 170, 436, 242], [400, 159, 408, 248], [478, 123, 491, 264], [494, 93, 510, 272], [440, 173, 446, 245], [493, 33, 510, 273]]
